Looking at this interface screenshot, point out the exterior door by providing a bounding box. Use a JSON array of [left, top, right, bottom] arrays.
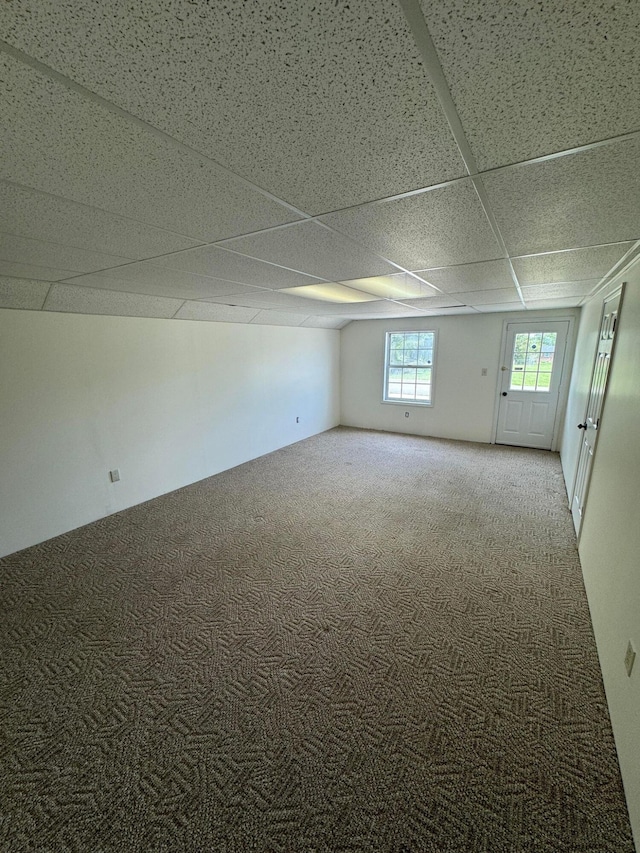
[[571, 292, 622, 535], [496, 321, 570, 449]]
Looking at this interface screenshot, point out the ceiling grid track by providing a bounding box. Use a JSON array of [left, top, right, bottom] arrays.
[[397, 0, 526, 307]]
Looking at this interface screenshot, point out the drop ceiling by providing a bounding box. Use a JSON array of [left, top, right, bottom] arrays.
[[1, 0, 639, 328]]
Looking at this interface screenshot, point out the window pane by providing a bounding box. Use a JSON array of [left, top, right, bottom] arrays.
[[536, 372, 551, 390], [416, 368, 431, 383], [538, 355, 554, 372], [402, 367, 417, 382], [417, 349, 433, 365], [510, 373, 524, 389], [525, 352, 540, 369], [528, 333, 542, 351], [523, 372, 538, 388], [388, 383, 402, 398], [541, 332, 557, 352], [418, 332, 434, 348], [389, 367, 402, 381], [404, 333, 419, 349], [416, 384, 431, 401], [401, 383, 417, 399], [404, 349, 418, 365]]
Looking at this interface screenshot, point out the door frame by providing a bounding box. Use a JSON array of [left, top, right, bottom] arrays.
[[569, 284, 625, 541], [491, 314, 577, 450]]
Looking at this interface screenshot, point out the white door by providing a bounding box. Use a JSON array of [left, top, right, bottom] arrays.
[[571, 292, 622, 535], [496, 321, 570, 449]]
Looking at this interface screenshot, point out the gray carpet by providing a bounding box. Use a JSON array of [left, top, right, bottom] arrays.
[[0, 427, 634, 852]]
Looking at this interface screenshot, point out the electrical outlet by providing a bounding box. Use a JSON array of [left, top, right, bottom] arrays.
[[405, 411, 410, 418], [624, 640, 636, 677], [481, 367, 488, 376], [109, 469, 121, 483], [296, 416, 300, 423]]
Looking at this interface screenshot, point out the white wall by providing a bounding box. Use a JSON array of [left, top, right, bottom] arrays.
[[0, 309, 340, 558], [341, 308, 578, 444], [561, 264, 640, 847]]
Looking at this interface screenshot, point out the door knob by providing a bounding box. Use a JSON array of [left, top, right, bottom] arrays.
[[577, 422, 587, 430], [501, 392, 507, 397]]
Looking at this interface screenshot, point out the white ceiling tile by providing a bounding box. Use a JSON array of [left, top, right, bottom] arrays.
[[521, 281, 599, 301], [473, 302, 527, 313], [0, 260, 78, 281], [412, 306, 478, 316], [0, 181, 201, 259], [450, 288, 523, 307], [0, 53, 298, 242], [220, 222, 396, 282], [483, 138, 640, 256], [0, 1, 465, 212], [422, 0, 640, 170], [301, 316, 350, 329], [250, 310, 307, 327], [174, 302, 260, 324], [524, 297, 585, 309], [414, 260, 514, 293], [153, 244, 322, 289], [0, 276, 50, 310], [203, 290, 317, 313], [320, 182, 501, 270], [512, 244, 635, 286], [0, 232, 132, 275], [394, 295, 466, 310], [44, 284, 183, 318], [65, 266, 263, 301]]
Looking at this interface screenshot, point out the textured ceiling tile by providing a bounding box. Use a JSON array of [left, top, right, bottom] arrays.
[[220, 222, 396, 282], [64, 267, 262, 301], [483, 138, 640, 256], [203, 289, 320, 313], [0, 53, 299, 242], [173, 302, 260, 324], [153, 244, 322, 289], [320, 182, 501, 271], [451, 288, 523, 306], [412, 305, 478, 316], [249, 310, 307, 327], [400, 295, 466, 310], [473, 302, 527, 313], [44, 284, 183, 318], [0, 232, 132, 274], [0, 260, 78, 281], [512, 243, 635, 285], [524, 296, 585, 309], [0, 276, 50, 310], [422, 0, 640, 170], [0, 181, 201, 259], [0, 1, 465, 212], [521, 281, 599, 300], [415, 259, 514, 293], [300, 316, 349, 329]]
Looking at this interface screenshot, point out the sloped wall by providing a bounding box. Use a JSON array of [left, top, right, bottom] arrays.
[[561, 265, 640, 848]]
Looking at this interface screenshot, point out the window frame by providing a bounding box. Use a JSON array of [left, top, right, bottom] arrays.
[[382, 330, 437, 407]]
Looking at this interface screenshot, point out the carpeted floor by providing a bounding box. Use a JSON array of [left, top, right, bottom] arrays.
[[0, 427, 634, 852]]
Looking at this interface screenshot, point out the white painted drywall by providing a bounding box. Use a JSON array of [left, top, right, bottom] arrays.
[[0, 310, 340, 557], [562, 265, 640, 847], [340, 308, 579, 444]]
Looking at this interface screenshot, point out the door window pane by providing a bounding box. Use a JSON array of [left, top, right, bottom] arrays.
[[510, 331, 558, 392]]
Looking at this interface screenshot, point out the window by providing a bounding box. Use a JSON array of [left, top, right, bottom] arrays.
[[384, 331, 435, 405], [509, 331, 557, 392]]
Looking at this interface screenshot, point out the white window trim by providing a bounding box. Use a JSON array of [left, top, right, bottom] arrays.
[[382, 330, 437, 407]]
